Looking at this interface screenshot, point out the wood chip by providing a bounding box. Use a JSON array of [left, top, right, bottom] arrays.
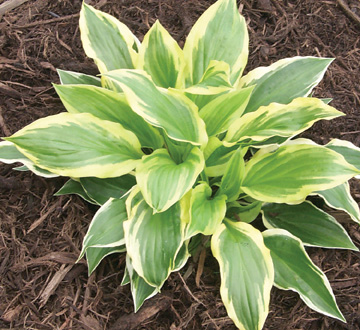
[[11, 251, 79, 272], [109, 296, 172, 330], [27, 202, 59, 234], [0, 0, 28, 19], [1, 305, 22, 322], [39, 264, 73, 307]]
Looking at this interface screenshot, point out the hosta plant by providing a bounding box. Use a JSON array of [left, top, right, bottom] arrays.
[[1, 0, 360, 329]]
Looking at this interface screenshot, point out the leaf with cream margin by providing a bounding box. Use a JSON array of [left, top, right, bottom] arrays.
[[104, 69, 208, 146], [57, 69, 101, 86], [137, 20, 185, 88], [185, 183, 227, 239], [126, 255, 158, 312], [225, 97, 343, 146], [0, 141, 57, 178], [241, 144, 360, 203], [218, 148, 245, 202], [263, 229, 345, 322], [86, 245, 125, 275], [204, 137, 243, 177], [262, 201, 358, 250], [183, 0, 248, 85], [78, 198, 128, 261], [238, 56, 334, 113], [313, 182, 360, 224], [54, 84, 163, 149], [5, 113, 143, 178], [136, 147, 204, 212], [326, 138, 360, 178], [79, 2, 139, 73], [184, 60, 232, 95], [199, 86, 254, 137], [123, 198, 184, 288], [211, 220, 274, 330]]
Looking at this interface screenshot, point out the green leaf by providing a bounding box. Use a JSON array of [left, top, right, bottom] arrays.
[[123, 198, 184, 288], [53, 84, 163, 149], [173, 241, 190, 271], [262, 201, 358, 250], [80, 175, 136, 205], [0, 141, 58, 178], [211, 221, 274, 330], [239, 56, 334, 113], [183, 0, 248, 85], [204, 137, 240, 177], [263, 229, 345, 322], [79, 3, 139, 73], [326, 139, 360, 178], [104, 69, 208, 146], [225, 97, 343, 146], [86, 246, 125, 275], [199, 86, 254, 136], [57, 69, 101, 86], [55, 179, 97, 205], [226, 200, 262, 223], [137, 20, 184, 88], [218, 148, 245, 202], [313, 182, 360, 224], [184, 60, 232, 95], [126, 255, 158, 312], [79, 198, 128, 261], [241, 144, 360, 203], [321, 98, 332, 104], [121, 267, 130, 286], [136, 147, 204, 212], [5, 113, 143, 178], [185, 183, 227, 239]]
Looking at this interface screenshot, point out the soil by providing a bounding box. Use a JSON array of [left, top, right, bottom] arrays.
[[0, 0, 360, 329]]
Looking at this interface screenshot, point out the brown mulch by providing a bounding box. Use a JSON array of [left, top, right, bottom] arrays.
[[1, 0, 360, 329]]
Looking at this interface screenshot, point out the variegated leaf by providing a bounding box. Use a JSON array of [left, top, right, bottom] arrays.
[[211, 221, 274, 330], [136, 147, 204, 212], [104, 69, 208, 146], [57, 69, 101, 86], [86, 246, 125, 275], [126, 255, 158, 312], [184, 60, 232, 95], [314, 182, 360, 224], [241, 144, 359, 203], [326, 139, 360, 178], [185, 183, 227, 239], [0, 141, 57, 178], [5, 113, 143, 178], [204, 137, 241, 177], [199, 86, 254, 136], [123, 198, 184, 288], [78, 198, 128, 261], [239, 56, 333, 113], [226, 200, 262, 223], [53, 84, 163, 149], [262, 201, 358, 250], [55, 179, 97, 204], [79, 3, 139, 73], [218, 148, 245, 202], [80, 175, 136, 205], [263, 229, 345, 322], [225, 97, 343, 146], [183, 0, 248, 85], [137, 20, 185, 88]]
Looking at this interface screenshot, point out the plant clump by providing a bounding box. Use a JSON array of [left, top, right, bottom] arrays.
[[1, 0, 360, 329]]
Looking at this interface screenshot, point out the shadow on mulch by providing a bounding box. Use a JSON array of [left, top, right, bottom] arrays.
[[0, 0, 360, 329]]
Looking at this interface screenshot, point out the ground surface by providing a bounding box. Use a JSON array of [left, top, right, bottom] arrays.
[[0, 0, 360, 329]]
